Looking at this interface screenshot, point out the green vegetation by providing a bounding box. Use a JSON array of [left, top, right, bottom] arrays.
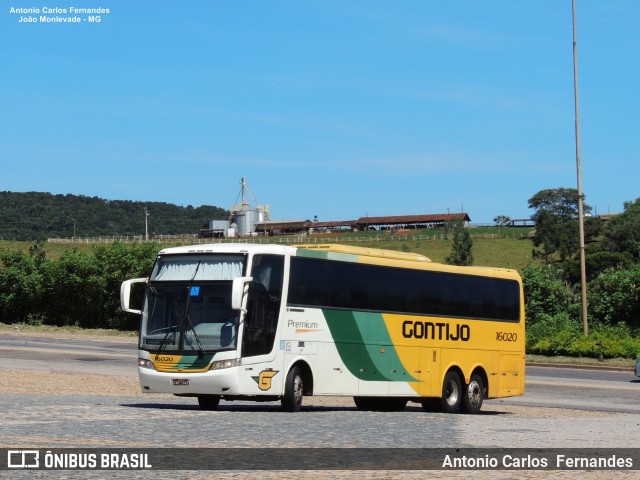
[[523, 264, 640, 359], [0, 191, 228, 240], [1, 232, 531, 331], [445, 221, 474, 266], [521, 191, 640, 360], [316, 228, 534, 270], [1, 188, 639, 362], [0, 242, 158, 330]]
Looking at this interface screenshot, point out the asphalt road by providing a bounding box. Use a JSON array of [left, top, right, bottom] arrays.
[[2, 331, 640, 480], [495, 365, 640, 414], [0, 332, 137, 376], [1, 332, 639, 413]]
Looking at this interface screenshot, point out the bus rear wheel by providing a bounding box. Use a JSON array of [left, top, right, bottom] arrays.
[[462, 374, 485, 414], [281, 367, 304, 412], [440, 371, 462, 413], [197, 395, 221, 411]]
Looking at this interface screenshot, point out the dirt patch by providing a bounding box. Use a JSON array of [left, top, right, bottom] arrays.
[[0, 322, 138, 343], [0, 369, 143, 396]]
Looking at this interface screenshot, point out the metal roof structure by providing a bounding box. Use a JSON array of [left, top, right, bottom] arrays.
[[251, 213, 472, 236], [255, 220, 311, 234], [355, 213, 471, 228], [312, 220, 356, 230]]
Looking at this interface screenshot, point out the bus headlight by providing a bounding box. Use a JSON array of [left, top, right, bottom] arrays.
[[211, 359, 239, 370], [138, 358, 155, 369]]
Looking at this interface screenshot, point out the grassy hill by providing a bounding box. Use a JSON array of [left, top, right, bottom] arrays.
[[1, 227, 537, 271], [313, 229, 536, 270]]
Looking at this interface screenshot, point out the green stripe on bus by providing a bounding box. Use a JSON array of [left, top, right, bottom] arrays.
[[170, 355, 214, 370], [353, 312, 419, 383], [323, 309, 386, 381], [323, 310, 418, 383]]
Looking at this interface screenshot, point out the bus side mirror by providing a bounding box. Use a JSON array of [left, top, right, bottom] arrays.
[[231, 276, 253, 312], [120, 278, 147, 315]]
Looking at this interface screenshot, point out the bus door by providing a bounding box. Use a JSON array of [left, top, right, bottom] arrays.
[[239, 254, 285, 395]]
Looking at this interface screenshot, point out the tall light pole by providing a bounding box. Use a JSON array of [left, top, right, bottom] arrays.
[[572, 0, 588, 335], [144, 208, 150, 241]]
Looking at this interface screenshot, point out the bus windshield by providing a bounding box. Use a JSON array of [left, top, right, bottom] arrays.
[[140, 254, 245, 354]]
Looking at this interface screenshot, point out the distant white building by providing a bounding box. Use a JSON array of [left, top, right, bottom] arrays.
[[200, 220, 236, 238]]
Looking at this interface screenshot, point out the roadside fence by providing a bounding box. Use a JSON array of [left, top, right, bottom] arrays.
[[47, 232, 533, 245]]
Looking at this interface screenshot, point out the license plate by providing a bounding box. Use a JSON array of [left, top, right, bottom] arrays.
[[172, 379, 189, 386]]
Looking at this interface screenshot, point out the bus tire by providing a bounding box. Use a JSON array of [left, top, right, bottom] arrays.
[[441, 370, 462, 414], [353, 397, 374, 410], [353, 396, 375, 410], [197, 395, 220, 411], [462, 374, 485, 414], [281, 366, 304, 412]]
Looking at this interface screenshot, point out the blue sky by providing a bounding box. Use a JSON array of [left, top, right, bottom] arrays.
[[1, 1, 638, 224]]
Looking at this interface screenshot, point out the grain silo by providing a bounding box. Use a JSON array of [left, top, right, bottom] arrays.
[[231, 177, 270, 236]]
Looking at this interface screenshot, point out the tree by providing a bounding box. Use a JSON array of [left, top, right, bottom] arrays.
[[588, 264, 640, 329], [531, 210, 579, 262], [0, 191, 229, 240], [602, 198, 640, 261], [528, 188, 591, 262], [521, 264, 578, 324], [493, 215, 511, 227], [528, 188, 590, 221], [445, 222, 473, 266]]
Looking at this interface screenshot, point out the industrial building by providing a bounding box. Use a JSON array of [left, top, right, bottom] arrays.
[[199, 178, 472, 238], [199, 177, 269, 238]]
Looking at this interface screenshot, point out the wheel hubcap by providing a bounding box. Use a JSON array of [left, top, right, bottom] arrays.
[[293, 376, 303, 403], [467, 381, 481, 407]]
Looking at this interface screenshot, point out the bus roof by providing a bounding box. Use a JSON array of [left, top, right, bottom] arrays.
[[294, 244, 521, 281], [155, 243, 520, 281], [294, 243, 431, 263], [156, 243, 291, 256]]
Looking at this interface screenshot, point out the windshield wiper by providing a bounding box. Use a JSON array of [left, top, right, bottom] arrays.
[[155, 325, 178, 359], [179, 261, 205, 357], [183, 308, 205, 358]]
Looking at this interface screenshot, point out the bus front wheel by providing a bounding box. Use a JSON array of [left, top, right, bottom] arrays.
[[440, 371, 462, 413], [197, 395, 220, 411], [281, 366, 304, 412]]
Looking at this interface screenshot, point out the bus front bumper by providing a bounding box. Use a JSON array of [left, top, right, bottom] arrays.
[[138, 366, 242, 395]]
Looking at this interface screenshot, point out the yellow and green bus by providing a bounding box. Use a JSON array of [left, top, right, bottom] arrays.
[[121, 243, 525, 413]]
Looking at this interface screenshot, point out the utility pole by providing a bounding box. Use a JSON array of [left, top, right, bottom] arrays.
[[572, 0, 588, 336], [144, 208, 150, 241]]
